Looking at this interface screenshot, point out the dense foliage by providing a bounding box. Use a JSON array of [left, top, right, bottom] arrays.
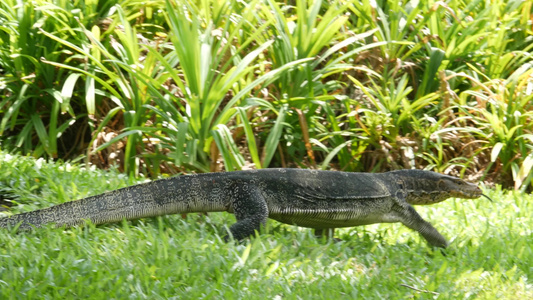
[[0, 0, 532, 189]]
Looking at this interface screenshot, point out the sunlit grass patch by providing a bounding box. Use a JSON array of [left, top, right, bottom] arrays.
[[1, 153, 531, 298]]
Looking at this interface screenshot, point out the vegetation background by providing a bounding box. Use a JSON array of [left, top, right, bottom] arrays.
[[0, 0, 532, 298], [1, 0, 531, 189]]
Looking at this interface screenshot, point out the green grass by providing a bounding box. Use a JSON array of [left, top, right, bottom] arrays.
[[1, 153, 532, 299]]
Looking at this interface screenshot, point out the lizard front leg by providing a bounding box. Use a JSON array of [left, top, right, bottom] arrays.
[[398, 205, 449, 248], [227, 183, 268, 241]]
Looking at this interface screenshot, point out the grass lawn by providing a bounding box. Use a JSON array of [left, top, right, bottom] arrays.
[[0, 153, 532, 299]]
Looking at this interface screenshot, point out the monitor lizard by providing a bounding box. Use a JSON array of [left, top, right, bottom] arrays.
[[0, 169, 491, 248]]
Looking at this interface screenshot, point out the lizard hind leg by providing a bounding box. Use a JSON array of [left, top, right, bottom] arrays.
[[226, 184, 268, 241], [314, 228, 335, 238], [314, 228, 344, 242]]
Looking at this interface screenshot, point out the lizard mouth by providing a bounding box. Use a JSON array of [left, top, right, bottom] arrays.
[[453, 188, 493, 202], [450, 184, 488, 200]]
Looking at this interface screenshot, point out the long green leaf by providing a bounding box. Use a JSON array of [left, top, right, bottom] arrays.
[[261, 107, 286, 168], [215, 57, 314, 126], [31, 114, 49, 153], [60, 73, 81, 113], [320, 141, 352, 170], [91, 130, 142, 154], [0, 84, 29, 135], [237, 108, 262, 169], [212, 124, 245, 171]]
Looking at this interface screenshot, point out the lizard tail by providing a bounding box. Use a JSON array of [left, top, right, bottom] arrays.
[[0, 189, 163, 230], [0, 176, 228, 231]]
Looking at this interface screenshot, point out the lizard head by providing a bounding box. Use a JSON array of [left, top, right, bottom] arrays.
[[393, 170, 491, 205]]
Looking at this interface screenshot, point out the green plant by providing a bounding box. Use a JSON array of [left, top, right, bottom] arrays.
[[258, 0, 393, 169], [141, 0, 315, 171], [448, 64, 533, 190], [0, 0, 116, 157]]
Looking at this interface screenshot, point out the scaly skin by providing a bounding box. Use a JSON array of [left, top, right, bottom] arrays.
[[0, 169, 489, 248]]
